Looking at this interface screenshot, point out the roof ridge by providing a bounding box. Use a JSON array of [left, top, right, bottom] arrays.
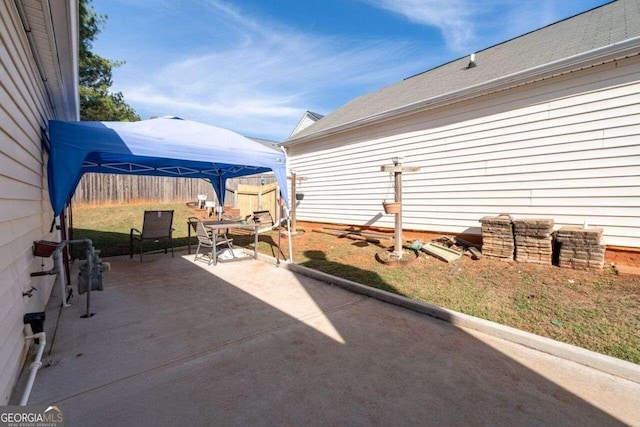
[[404, 1, 617, 82]]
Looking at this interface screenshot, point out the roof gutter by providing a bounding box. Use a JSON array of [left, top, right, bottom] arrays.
[[15, 0, 55, 112], [57, 0, 80, 121], [284, 36, 640, 147], [47, 0, 80, 121], [15, 0, 80, 121]]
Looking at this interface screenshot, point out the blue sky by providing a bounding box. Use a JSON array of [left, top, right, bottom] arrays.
[[93, 0, 609, 141]]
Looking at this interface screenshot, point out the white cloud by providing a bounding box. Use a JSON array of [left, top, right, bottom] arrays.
[[361, 0, 603, 54], [363, 0, 484, 52], [108, 0, 602, 140], [111, 0, 424, 140]]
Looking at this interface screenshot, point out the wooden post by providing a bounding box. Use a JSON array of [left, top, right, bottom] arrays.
[[381, 161, 421, 259], [394, 167, 403, 258], [287, 173, 307, 234]]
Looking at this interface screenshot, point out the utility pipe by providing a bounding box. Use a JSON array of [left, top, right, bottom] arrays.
[[30, 239, 93, 307], [80, 243, 95, 318], [31, 241, 68, 307], [20, 240, 95, 404], [30, 244, 64, 277], [19, 332, 46, 406]]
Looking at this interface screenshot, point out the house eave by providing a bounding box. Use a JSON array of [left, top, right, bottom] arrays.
[[16, 0, 80, 121], [50, 0, 80, 121], [284, 36, 640, 147]]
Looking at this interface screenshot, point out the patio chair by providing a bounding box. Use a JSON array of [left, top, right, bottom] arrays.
[[187, 216, 210, 254], [187, 216, 199, 232], [130, 210, 175, 261], [194, 221, 233, 265], [251, 210, 275, 234]]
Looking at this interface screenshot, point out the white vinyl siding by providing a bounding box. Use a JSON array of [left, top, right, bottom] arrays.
[[288, 56, 640, 248], [0, 1, 58, 404]]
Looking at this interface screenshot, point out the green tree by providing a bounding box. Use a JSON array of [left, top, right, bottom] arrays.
[[79, 0, 139, 121]]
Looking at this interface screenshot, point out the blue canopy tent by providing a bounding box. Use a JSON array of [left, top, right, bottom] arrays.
[[47, 116, 292, 260], [48, 116, 289, 215]]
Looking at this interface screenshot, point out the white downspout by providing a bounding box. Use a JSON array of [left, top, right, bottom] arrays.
[[19, 332, 46, 406]]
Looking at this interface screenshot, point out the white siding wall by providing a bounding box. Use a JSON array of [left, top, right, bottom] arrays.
[[0, 1, 58, 404], [288, 56, 640, 248]]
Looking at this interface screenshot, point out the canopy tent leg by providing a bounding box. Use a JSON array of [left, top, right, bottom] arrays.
[[277, 208, 281, 266], [54, 216, 71, 308], [286, 210, 293, 263]]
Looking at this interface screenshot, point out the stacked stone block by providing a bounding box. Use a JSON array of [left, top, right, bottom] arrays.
[[480, 216, 514, 261], [556, 226, 605, 270], [512, 218, 554, 265]]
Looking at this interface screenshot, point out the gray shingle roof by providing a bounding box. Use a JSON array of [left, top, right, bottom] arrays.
[[306, 111, 325, 120], [288, 0, 640, 142], [249, 137, 282, 152]]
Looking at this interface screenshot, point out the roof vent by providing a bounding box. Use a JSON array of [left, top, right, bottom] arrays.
[[467, 53, 477, 69]]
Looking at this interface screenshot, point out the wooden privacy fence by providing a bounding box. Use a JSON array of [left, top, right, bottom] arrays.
[[72, 174, 215, 205], [72, 173, 277, 207], [231, 182, 279, 222]]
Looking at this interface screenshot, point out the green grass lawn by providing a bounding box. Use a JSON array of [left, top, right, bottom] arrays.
[[70, 202, 197, 258], [71, 202, 640, 365]]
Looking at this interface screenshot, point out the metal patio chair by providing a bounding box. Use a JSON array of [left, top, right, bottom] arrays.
[[187, 216, 199, 254], [130, 210, 175, 261], [194, 221, 233, 265], [186, 216, 213, 254]]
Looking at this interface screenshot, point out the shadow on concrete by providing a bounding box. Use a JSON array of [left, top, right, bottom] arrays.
[[301, 249, 396, 294], [72, 226, 290, 264], [11, 251, 634, 426], [71, 228, 194, 259], [230, 231, 288, 260]]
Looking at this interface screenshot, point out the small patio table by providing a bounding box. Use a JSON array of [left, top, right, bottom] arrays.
[[187, 219, 238, 254], [187, 220, 259, 265]]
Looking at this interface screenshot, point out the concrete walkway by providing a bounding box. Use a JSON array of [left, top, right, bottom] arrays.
[[12, 251, 640, 426]]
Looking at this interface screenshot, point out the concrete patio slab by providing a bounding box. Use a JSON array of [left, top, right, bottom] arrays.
[[11, 250, 640, 426]]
